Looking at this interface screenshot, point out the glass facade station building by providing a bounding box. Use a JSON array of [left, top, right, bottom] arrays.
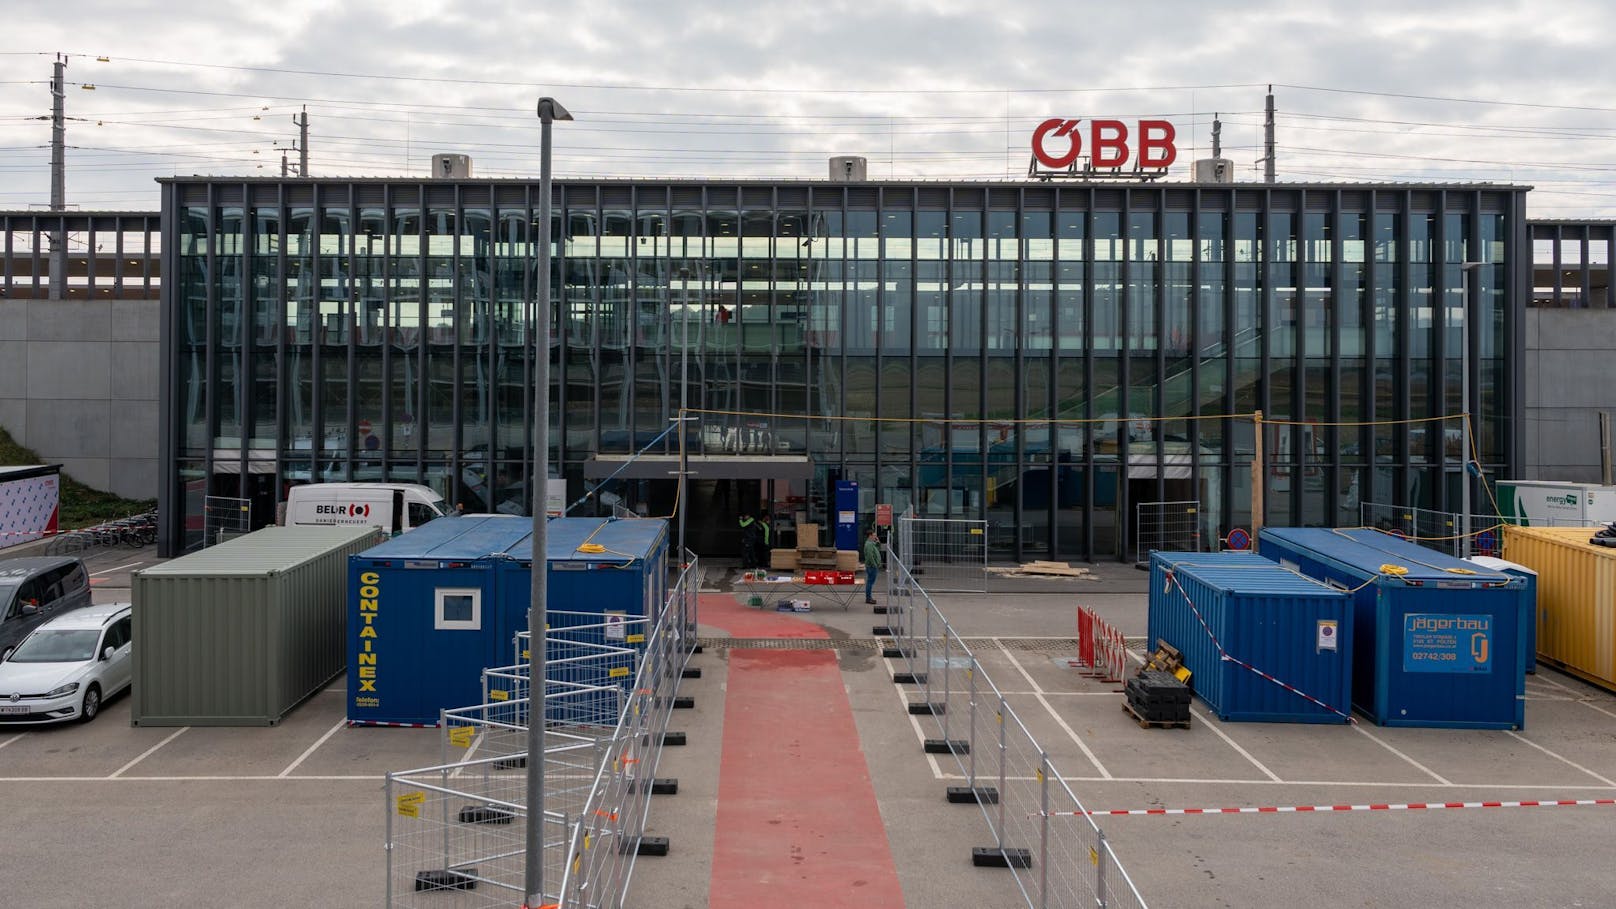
[[157, 177, 1528, 559]]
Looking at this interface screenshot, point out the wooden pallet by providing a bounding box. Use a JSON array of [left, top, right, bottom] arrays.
[[1121, 699, 1191, 730], [986, 561, 1096, 579]]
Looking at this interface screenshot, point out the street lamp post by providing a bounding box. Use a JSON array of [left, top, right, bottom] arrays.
[[1459, 261, 1483, 558], [526, 95, 571, 909]]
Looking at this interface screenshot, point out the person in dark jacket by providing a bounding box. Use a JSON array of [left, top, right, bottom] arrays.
[[738, 513, 759, 568], [757, 510, 773, 567]]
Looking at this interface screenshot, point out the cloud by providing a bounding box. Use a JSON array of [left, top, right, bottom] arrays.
[[0, 0, 1612, 215]]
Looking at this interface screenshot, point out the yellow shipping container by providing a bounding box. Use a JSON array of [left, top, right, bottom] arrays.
[[1501, 525, 1616, 692]]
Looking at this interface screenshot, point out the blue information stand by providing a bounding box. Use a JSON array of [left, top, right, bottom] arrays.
[[834, 481, 859, 551]]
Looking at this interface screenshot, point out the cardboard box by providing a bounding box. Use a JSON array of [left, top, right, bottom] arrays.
[[835, 550, 860, 571], [769, 548, 800, 570], [795, 522, 820, 549]]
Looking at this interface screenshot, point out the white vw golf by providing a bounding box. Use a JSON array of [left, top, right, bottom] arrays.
[[0, 603, 132, 724]]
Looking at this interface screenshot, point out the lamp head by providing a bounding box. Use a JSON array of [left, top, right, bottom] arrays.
[[536, 97, 573, 123]]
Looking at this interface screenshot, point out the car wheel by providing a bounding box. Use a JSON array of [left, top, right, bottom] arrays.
[[80, 684, 102, 723]]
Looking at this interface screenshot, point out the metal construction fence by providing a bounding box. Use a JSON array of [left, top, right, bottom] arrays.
[[200, 495, 251, 549], [1354, 502, 1568, 558], [384, 555, 699, 908], [884, 549, 1148, 909], [895, 507, 989, 593], [1134, 500, 1203, 561]]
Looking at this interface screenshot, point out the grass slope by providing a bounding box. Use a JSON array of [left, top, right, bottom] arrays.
[[0, 427, 156, 529]]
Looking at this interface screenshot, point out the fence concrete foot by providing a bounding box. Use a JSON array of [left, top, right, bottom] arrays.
[[924, 738, 968, 755], [892, 672, 926, 684], [947, 786, 999, 804], [972, 846, 1032, 868], [673, 696, 695, 709], [456, 805, 515, 825], [872, 625, 896, 636], [630, 778, 679, 795], [414, 869, 478, 892], [883, 647, 911, 659], [682, 667, 702, 678], [620, 836, 670, 857], [908, 702, 945, 715]]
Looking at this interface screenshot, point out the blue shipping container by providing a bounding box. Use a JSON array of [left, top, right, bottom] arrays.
[[1258, 527, 1527, 729], [1148, 552, 1353, 723], [347, 515, 668, 727]]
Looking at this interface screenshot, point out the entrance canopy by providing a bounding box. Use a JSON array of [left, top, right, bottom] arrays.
[[584, 454, 815, 481]]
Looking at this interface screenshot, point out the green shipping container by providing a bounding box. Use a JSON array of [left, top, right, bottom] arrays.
[[131, 525, 386, 726]]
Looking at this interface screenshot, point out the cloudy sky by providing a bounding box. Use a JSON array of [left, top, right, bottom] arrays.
[[3, 0, 1615, 216]]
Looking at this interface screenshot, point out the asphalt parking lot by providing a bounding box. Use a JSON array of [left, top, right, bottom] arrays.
[[3, 549, 1614, 907]]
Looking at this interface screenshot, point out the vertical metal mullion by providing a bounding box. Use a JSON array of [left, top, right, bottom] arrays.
[[1289, 192, 1305, 523], [909, 187, 920, 520], [379, 186, 393, 483], [874, 188, 885, 514], [1362, 192, 1380, 520], [1188, 190, 1203, 544], [1508, 190, 1528, 482], [1397, 195, 1413, 509], [1257, 189, 1273, 526], [347, 190, 361, 482], [1082, 190, 1096, 561], [275, 186, 289, 493], [1117, 189, 1132, 561], [202, 186, 218, 491], [307, 187, 324, 484], [156, 192, 177, 554], [238, 190, 256, 490], [978, 190, 989, 530], [1328, 191, 1345, 526], [1154, 191, 1168, 510], [449, 186, 464, 498], [414, 183, 428, 477], [522, 184, 534, 508], [1013, 188, 1026, 561], [941, 189, 953, 517], [1221, 189, 1236, 545]]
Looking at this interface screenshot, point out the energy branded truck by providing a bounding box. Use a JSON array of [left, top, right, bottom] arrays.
[[1497, 480, 1616, 527]]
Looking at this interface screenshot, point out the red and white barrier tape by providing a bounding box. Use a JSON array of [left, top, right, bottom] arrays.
[[1163, 568, 1355, 723], [1044, 798, 1616, 818]]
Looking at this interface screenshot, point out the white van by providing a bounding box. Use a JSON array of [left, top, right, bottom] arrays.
[[284, 483, 446, 536]]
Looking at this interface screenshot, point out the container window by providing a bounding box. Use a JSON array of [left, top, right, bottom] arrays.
[[435, 587, 481, 631]]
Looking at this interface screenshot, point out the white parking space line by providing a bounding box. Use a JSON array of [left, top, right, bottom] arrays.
[[1350, 724, 1453, 785], [1506, 730, 1616, 787], [278, 719, 347, 778], [996, 641, 1112, 780], [0, 733, 24, 750], [108, 728, 188, 779], [90, 561, 145, 577], [1528, 674, 1616, 721], [884, 659, 945, 778], [1187, 706, 1284, 782]]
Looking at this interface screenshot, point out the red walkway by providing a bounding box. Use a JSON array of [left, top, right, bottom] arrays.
[[701, 593, 905, 908]]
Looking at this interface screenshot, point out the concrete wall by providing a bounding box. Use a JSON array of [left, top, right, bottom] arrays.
[[1524, 308, 1616, 484], [0, 298, 159, 499]]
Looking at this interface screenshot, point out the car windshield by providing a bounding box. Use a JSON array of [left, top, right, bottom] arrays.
[[10, 629, 99, 663]]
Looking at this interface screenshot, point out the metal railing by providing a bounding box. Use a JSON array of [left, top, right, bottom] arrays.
[[884, 548, 1148, 909], [384, 554, 699, 908], [895, 507, 989, 593], [1356, 502, 1554, 557]]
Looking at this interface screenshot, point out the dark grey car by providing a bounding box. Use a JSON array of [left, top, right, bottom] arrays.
[[0, 557, 92, 661]]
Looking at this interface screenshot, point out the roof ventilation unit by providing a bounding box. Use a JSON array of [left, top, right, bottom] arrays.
[[431, 154, 472, 179], [829, 156, 868, 182], [1194, 158, 1235, 184]]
